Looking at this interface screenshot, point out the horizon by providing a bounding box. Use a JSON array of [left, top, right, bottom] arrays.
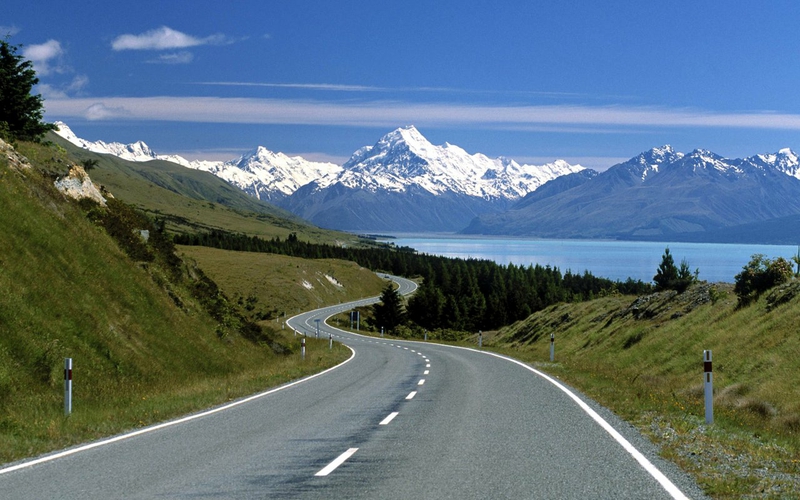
[[6, 1, 800, 172]]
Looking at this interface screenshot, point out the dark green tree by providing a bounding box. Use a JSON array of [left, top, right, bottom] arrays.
[[373, 284, 406, 333], [0, 39, 55, 142], [734, 254, 794, 306], [653, 248, 678, 291]]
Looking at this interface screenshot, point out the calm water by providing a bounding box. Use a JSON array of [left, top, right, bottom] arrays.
[[385, 235, 799, 284]]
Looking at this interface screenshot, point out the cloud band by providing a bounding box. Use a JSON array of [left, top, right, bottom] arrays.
[[43, 96, 800, 131]]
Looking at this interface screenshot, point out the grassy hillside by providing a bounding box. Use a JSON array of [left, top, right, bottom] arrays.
[[488, 283, 800, 497], [40, 133, 359, 245], [0, 139, 350, 464], [178, 246, 387, 322]]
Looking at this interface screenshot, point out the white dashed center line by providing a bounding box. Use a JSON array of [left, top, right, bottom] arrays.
[[406, 391, 417, 400], [315, 448, 358, 477], [379, 412, 399, 425], [418, 379, 425, 386]]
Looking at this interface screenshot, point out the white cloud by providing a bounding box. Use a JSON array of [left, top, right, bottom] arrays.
[[38, 75, 89, 100], [22, 39, 65, 75], [83, 102, 131, 121], [43, 96, 800, 132], [148, 51, 194, 64], [111, 26, 228, 51]]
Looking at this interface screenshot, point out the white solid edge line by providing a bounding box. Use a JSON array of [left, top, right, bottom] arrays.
[[452, 345, 690, 500], [0, 346, 357, 476], [315, 448, 359, 477], [406, 391, 417, 400], [379, 412, 399, 425]]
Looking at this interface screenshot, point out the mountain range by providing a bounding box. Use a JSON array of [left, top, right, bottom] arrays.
[[54, 123, 584, 232], [54, 123, 800, 242], [462, 145, 800, 242]]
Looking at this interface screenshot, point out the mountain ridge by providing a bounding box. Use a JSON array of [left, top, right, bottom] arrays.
[[462, 145, 800, 242]]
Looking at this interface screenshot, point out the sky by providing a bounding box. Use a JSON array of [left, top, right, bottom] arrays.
[[5, 1, 800, 170]]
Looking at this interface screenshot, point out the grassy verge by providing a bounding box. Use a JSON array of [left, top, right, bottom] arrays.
[[1, 332, 348, 465], [487, 283, 800, 498]]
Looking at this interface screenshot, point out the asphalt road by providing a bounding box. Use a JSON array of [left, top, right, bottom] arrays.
[[0, 274, 706, 499]]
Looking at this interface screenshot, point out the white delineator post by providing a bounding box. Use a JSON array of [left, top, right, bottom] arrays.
[[478, 331, 482, 348], [704, 350, 713, 424], [381, 326, 384, 338], [329, 331, 333, 350], [301, 338, 306, 360], [550, 334, 555, 362], [64, 358, 73, 416]]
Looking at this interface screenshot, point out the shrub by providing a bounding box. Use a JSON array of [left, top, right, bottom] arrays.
[[734, 254, 794, 306]]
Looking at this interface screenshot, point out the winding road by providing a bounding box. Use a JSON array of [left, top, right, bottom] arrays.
[[0, 274, 706, 499]]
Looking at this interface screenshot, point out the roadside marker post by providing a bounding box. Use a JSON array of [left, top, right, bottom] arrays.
[[301, 338, 306, 360], [424, 330, 427, 342], [704, 350, 713, 424], [478, 331, 482, 348], [550, 334, 555, 362], [64, 358, 73, 416], [329, 331, 333, 350], [315, 319, 320, 339], [381, 326, 384, 338]]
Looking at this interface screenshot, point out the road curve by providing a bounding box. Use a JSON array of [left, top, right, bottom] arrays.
[[0, 274, 706, 499]]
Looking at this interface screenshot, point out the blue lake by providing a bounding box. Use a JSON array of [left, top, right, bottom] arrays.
[[384, 235, 799, 284]]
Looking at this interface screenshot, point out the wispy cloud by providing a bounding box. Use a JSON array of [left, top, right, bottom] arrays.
[[43, 96, 800, 132], [111, 26, 229, 51], [22, 39, 65, 76], [196, 81, 589, 99], [148, 51, 194, 64], [0, 25, 20, 37], [38, 75, 89, 99]]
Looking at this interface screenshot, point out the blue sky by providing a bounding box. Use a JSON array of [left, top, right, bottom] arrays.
[[5, 1, 800, 169]]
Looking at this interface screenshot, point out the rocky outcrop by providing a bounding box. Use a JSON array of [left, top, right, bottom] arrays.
[[54, 164, 107, 206]]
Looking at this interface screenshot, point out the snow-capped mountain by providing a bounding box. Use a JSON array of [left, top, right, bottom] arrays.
[[280, 126, 584, 231], [462, 145, 800, 241], [55, 121, 161, 162], [53, 122, 340, 201], [53, 122, 584, 231], [314, 125, 583, 200]]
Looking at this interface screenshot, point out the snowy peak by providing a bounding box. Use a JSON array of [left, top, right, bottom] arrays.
[[54, 121, 159, 162], [332, 126, 583, 199]]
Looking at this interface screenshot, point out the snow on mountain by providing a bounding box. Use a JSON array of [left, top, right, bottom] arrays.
[[318, 125, 584, 200], [215, 147, 341, 200], [54, 121, 340, 200], [751, 148, 800, 179], [54, 121, 159, 162]]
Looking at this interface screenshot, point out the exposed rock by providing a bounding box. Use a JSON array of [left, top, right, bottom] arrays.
[[0, 138, 32, 171], [54, 164, 107, 206], [615, 282, 731, 322]]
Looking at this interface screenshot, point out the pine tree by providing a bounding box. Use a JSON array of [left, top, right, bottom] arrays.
[[373, 284, 406, 333], [653, 248, 679, 291], [0, 39, 55, 142]]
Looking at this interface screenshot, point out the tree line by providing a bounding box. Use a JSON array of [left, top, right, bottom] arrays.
[[175, 230, 652, 332]]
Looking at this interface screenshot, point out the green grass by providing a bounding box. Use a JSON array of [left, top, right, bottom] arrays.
[[177, 246, 388, 320], [487, 283, 800, 498], [0, 141, 351, 465]]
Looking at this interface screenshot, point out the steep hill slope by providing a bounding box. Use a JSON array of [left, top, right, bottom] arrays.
[[0, 139, 349, 464]]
